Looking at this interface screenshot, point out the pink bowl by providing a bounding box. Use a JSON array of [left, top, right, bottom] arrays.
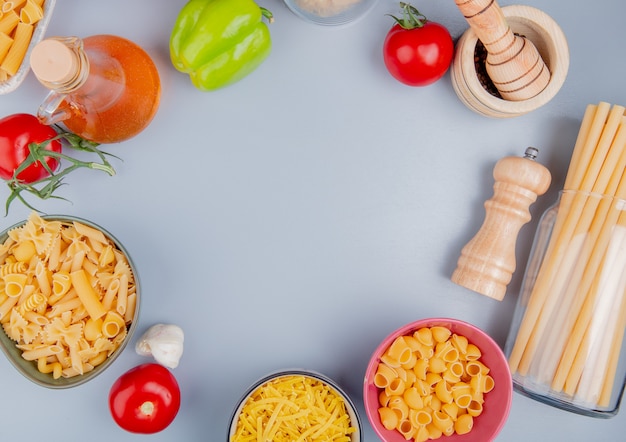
[[363, 318, 512, 442]]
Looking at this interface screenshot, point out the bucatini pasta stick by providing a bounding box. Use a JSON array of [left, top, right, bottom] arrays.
[[529, 122, 626, 384], [508, 102, 626, 409], [507, 105, 607, 372], [508, 103, 624, 374], [598, 231, 626, 407], [574, 225, 626, 405], [558, 172, 626, 393], [550, 143, 626, 390], [563, 104, 601, 191]]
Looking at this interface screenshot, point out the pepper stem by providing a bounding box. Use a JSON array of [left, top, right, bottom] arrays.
[[260, 7, 274, 24]]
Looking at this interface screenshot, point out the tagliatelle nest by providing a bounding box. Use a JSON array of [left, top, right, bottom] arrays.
[[296, 0, 361, 17]]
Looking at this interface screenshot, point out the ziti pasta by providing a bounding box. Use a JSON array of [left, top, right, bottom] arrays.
[[230, 373, 358, 442], [373, 326, 494, 442], [0, 212, 137, 379]]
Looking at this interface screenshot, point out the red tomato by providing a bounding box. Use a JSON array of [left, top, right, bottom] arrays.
[[109, 363, 181, 434], [383, 5, 453, 87], [0, 114, 62, 183]]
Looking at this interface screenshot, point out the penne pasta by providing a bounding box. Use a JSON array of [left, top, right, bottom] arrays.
[[70, 269, 106, 320], [2, 0, 27, 13], [0, 9, 18, 34], [19, 0, 43, 25], [0, 32, 13, 63], [0, 21, 31, 75], [21, 343, 62, 361]]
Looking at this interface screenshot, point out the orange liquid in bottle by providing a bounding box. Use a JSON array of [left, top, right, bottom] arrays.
[[51, 35, 161, 144]]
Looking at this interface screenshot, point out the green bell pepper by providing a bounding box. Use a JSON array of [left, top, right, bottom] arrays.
[[170, 0, 273, 91]]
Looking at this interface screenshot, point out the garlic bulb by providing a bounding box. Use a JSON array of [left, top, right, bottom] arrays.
[[135, 324, 184, 369]]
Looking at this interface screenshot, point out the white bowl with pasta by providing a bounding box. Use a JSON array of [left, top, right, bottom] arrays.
[[228, 369, 362, 441], [283, 0, 378, 26], [0, 213, 140, 388], [363, 318, 512, 442], [0, 0, 56, 94]]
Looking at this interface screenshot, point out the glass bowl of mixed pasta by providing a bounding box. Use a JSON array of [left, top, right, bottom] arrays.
[[363, 318, 512, 442], [0, 0, 56, 94], [0, 213, 140, 388], [228, 369, 362, 441], [283, 0, 378, 26]]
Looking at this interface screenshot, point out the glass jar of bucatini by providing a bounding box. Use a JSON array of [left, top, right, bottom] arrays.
[[505, 190, 626, 417], [505, 102, 626, 417]]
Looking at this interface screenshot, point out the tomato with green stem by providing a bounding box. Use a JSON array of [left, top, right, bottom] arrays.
[[109, 363, 181, 434], [0, 114, 61, 183], [0, 113, 118, 214], [383, 2, 453, 87]]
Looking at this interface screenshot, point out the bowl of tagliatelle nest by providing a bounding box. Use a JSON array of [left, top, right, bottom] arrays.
[[0, 0, 56, 94], [0, 213, 140, 388], [283, 0, 378, 26], [363, 318, 512, 442], [228, 369, 363, 441]]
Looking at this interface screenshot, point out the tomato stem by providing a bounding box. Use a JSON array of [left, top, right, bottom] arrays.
[[140, 401, 155, 417], [388, 2, 427, 30], [4, 131, 118, 215]]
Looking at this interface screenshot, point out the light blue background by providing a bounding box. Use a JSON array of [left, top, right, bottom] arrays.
[[0, 1, 624, 441]]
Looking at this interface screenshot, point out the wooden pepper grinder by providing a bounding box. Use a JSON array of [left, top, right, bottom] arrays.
[[455, 0, 551, 101], [451, 147, 551, 300]]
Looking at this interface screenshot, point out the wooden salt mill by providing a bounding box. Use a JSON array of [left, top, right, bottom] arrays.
[[451, 147, 551, 300], [455, 0, 551, 101]]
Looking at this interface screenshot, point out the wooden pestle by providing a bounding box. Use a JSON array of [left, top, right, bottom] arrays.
[[451, 147, 551, 300], [455, 0, 551, 101]]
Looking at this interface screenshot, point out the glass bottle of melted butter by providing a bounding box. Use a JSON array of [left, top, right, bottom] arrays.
[[30, 35, 161, 144]]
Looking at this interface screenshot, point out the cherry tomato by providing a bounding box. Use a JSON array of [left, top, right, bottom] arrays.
[[383, 4, 453, 87], [0, 114, 62, 183], [109, 363, 181, 434]]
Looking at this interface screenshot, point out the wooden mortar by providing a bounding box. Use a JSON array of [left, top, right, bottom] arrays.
[[455, 0, 551, 101]]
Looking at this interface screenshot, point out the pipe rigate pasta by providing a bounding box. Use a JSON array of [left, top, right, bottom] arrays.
[[2, 272, 27, 297], [373, 326, 495, 441], [454, 413, 473, 435], [0, 212, 136, 379]]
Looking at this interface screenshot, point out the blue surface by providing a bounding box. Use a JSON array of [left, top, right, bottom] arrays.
[[0, 1, 625, 441]]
